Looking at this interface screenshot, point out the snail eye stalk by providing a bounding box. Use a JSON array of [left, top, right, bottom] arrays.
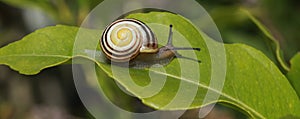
[[167, 24, 201, 63], [167, 25, 173, 45]]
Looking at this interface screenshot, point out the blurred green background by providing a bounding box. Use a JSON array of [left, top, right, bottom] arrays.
[[0, 0, 299, 118]]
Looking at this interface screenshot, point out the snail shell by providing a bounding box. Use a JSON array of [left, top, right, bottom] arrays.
[[100, 18, 201, 68], [101, 19, 158, 62]]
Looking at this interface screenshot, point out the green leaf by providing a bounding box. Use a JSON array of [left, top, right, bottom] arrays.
[[287, 53, 300, 98], [0, 12, 299, 118], [96, 12, 300, 118], [0, 25, 77, 75], [223, 44, 299, 118]]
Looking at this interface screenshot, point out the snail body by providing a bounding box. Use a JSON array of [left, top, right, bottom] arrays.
[[100, 19, 200, 68]]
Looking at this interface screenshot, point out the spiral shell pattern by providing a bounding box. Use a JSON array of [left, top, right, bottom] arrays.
[[101, 19, 158, 62]]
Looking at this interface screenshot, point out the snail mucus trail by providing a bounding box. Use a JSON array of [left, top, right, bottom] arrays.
[[100, 19, 201, 68]]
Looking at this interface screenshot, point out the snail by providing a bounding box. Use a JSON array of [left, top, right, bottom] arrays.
[[100, 19, 200, 68]]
